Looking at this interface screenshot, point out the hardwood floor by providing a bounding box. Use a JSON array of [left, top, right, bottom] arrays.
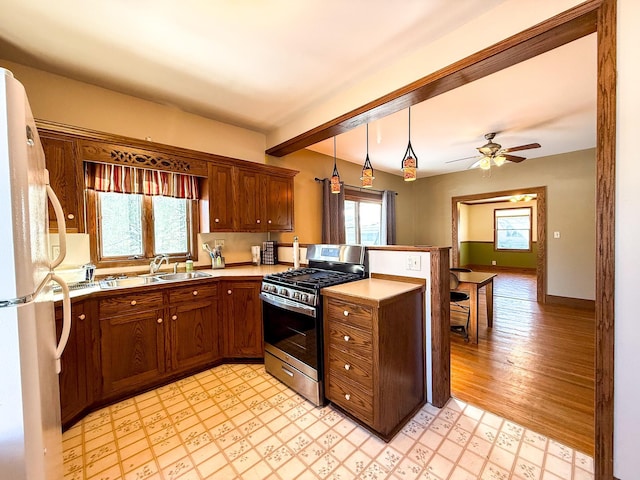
[[450, 270, 595, 455]]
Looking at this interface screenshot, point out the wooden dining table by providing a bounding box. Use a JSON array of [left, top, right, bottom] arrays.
[[454, 271, 497, 344]]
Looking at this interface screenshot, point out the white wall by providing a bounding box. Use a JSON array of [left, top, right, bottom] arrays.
[[366, 250, 433, 402], [614, 0, 640, 476]]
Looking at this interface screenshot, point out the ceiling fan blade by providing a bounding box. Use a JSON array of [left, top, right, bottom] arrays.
[[502, 142, 541, 153], [445, 155, 477, 164], [503, 154, 527, 163]]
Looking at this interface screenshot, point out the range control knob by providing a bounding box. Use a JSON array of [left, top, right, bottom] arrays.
[[301, 293, 309, 303], [292, 291, 300, 300], [279, 288, 289, 297]]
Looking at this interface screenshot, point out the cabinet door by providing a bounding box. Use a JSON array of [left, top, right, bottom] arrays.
[[236, 169, 266, 231], [169, 292, 219, 373], [208, 163, 235, 231], [100, 309, 166, 396], [266, 175, 293, 231], [223, 281, 263, 357], [40, 133, 84, 232], [55, 301, 89, 426]]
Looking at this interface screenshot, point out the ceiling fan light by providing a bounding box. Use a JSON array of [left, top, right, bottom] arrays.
[[479, 157, 491, 170], [493, 155, 507, 167]]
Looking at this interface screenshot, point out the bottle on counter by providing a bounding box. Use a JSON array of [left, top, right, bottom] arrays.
[[185, 259, 194, 272]]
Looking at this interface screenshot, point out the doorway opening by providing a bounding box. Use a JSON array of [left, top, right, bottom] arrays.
[[452, 186, 546, 303]]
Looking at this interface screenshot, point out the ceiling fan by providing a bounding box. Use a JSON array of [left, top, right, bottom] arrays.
[[448, 132, 541, 170]]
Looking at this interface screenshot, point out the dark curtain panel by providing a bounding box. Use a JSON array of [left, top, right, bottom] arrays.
[[381, 190, 397, 245], [321, 178, 345, 244]]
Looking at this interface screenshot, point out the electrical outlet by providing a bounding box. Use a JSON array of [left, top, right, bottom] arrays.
[[491, 260, 497, 266], [214, 239, 225, 247], [554, 231, 561, 239], [406, 255, 421, 271]]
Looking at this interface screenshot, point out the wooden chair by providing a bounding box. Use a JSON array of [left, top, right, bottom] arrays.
[[450, 268, 472, 341]]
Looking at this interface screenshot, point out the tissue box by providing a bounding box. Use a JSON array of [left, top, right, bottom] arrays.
[[262, 241, 278, 265]]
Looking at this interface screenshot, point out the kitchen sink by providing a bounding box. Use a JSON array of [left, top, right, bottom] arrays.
[[99, 276, 162, 289], [157, 271, 212, 281]]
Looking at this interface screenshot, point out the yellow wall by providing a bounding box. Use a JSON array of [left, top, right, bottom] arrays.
[[1, 59, 266, 163], [464, 200, 538, 242]]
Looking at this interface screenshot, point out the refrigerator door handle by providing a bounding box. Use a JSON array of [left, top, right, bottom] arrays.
[[49, 273, 71, 374], [46, 181, 67, 269]]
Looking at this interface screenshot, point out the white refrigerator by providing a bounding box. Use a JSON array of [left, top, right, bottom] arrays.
[[0, 68, 71, 479]]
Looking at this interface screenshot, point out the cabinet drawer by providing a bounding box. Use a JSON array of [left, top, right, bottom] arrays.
[[168, 283, 218, 304], [328, 374, 373, 424], [326, 320, 372, 357], [327, 346, 373, 391], [326, 298, 373, 330], [99, 291, 164, 317]]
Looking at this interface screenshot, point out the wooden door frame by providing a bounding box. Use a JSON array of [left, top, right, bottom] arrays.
[[267, 1, 615, 477], [451, 187, 547, 303]]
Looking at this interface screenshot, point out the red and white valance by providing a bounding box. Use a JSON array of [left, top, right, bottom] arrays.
[[85, 162, 200, 199]]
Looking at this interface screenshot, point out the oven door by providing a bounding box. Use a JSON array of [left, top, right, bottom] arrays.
[[261, 292, 321, 375]]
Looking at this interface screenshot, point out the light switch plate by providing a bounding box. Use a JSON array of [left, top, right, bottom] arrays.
[[406, 255, 421, 271], [214, 239, 225, 247], [553, 231, 561, 239]]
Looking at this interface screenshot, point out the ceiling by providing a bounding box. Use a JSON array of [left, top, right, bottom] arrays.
[[0, 0, 596, 178]]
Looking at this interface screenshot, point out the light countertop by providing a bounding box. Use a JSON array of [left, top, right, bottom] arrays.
[[54, 264, 290, 302], [321, 278, 423, 303]]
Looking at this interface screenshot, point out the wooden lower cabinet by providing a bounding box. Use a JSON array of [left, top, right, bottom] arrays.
[[57, 277, 266, 428], [55, 299, 91, 426], [98, 284, 220, 398], [168, 284, 219, 373], [322, 279, 425, 441], [100, 308, 166, 396], [222, 280, 264, 357]]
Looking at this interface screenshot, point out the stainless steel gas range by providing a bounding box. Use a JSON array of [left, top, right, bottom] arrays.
[[261, 244, 366, 406]]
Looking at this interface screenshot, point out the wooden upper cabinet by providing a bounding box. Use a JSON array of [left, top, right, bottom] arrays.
[[40, 133, 85, 232], [236, 169, 267, 231], [266, 175, 294, 231], [235, 169, 294, 232], [208, 163, 236, 231]]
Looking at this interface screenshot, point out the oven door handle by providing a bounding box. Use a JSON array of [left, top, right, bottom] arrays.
[[261, 292, 317, 318]]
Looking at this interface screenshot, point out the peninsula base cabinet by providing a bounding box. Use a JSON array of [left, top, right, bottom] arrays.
[[322, 279, 426, 441]]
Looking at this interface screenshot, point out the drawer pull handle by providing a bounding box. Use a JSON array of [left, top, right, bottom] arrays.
[[214, 218, 220, 223], [345, 394, 351, 401], [157, 318, 163, 324], [172, 315, 177, 321], [192, 290, 198, 296], [78, 314, 86, 321], [344, 364, 351, 370], [282, 367, 294, 377], [343, 310, 349, 316], [227, 290, 232, 295], [67, 213, 75, 220], [130, 300, 137, 306], [343, 335, 350, 342], [256, 219, 261, 224]]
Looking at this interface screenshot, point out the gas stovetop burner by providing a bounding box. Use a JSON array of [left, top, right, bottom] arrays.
[[264, 267, 362, 289]]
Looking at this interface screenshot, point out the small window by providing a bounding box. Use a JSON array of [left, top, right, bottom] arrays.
[[344, 189, 382, 245], [94, 191, 196, 265], [494, 207, 532, 251]]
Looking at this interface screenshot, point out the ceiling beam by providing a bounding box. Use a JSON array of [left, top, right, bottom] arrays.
[[266, 0, 599, 157]]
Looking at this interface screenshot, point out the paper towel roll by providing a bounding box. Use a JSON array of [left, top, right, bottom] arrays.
[[293, 236, 300, 269]]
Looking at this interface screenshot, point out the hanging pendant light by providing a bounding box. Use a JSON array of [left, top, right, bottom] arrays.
[[401, 107, 418, 181], [360, 124, 375, 188], [330, 136, 341, 194]]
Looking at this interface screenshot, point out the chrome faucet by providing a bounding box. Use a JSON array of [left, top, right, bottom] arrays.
[[149, 254, 170, 274]]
